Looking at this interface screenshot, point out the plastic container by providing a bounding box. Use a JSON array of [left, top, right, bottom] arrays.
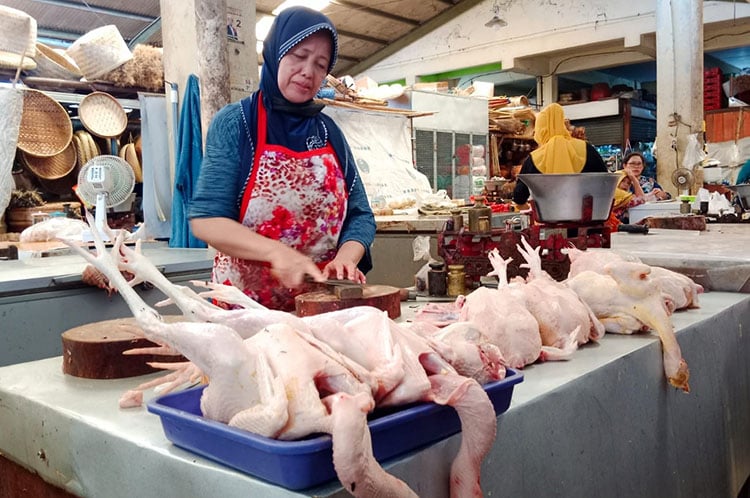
[[147, 369, 523, 490], [628, 201, 681, 224]]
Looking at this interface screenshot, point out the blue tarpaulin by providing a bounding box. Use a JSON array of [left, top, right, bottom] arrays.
[[170, 74, 206, 248]]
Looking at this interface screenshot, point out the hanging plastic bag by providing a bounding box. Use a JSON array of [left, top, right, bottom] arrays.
[[708, 191, 733, 215], [412, 235, 437, 293], [682, 133, 707, 170]]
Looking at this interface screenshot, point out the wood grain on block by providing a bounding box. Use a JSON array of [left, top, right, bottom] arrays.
[[644, 215, 706, 231], [295, 284, 402, 319], [61, 316, 185, 379]]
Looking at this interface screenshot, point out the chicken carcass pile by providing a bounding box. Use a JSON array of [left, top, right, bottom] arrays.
[[62, 222, 502, 498], [414, 238, 696, 394]]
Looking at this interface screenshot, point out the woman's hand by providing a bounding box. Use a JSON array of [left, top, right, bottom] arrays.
[[322, 241, 366, 284], [651, 188, 668, 200], [269, 245, 325, 288]]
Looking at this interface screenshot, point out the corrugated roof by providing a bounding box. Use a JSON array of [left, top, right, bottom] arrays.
[[4, 0, 481, 76]]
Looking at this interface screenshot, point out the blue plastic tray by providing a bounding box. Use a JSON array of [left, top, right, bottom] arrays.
[[147, 368, 522, 490]]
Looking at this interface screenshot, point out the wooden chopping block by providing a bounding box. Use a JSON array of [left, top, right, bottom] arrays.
[[295, 284, 402, 319], [643, 215, 706, 231], [62, 316, 186, 379]]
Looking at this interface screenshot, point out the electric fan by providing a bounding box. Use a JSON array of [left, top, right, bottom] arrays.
[[671, 167, 695, 196], [77, 155, 136, 241]]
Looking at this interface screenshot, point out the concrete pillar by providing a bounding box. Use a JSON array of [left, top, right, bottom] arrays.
[[160, 0, 258, 165], [537, 74, 558, 108], [226, 0, 258, 102], [195, 0, 230, 139], [655, 0, 704, 196]]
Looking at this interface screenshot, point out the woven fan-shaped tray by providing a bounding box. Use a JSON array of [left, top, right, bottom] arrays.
[[79, 91, 127, 138], [18, 89, 73, 157], [22, 142, 77, 180], [34, 42, 82, 80]]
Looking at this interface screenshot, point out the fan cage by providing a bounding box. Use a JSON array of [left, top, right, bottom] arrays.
[[77, 155, 135, 208]]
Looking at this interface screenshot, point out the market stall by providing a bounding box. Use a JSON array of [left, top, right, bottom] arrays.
[[0, 292, 748, 498]]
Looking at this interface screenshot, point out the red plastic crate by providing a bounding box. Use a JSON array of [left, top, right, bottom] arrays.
[[704, 67, 722, 77], [704, 97, 723, 111]]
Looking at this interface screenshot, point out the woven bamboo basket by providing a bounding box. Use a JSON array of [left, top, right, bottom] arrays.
[[33, 42, 82, 80], [38, 163, 80, 196], [18, 89, 73, 157], [65, 25, 132, 81], [0, 5, 37, 71], [78, 91, 127, 138], [21, 141, 77, 180]]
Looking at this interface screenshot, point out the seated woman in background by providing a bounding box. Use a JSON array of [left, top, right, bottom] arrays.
[[609, 169, 647, 227], [621, 151, 671, 201], [513, 103, 608, 206]]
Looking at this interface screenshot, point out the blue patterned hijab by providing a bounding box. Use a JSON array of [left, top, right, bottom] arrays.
[[258, 6, 338, 150]]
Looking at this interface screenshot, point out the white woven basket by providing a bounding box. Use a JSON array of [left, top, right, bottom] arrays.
[[0, 5, 37, 71], [33, 42, 81, 80], [65, 25, 132, 81]]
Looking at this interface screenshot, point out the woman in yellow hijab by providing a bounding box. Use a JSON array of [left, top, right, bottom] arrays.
[[513, 103, 608, 205]]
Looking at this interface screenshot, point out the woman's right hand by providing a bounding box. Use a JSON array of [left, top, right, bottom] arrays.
[[269, 244, 325, 288]]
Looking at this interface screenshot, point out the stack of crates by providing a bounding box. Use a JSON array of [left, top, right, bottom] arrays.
[[704, 67, 724, 111]]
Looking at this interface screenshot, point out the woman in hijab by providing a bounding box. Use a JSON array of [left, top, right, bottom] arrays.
[[189, 6, 376, 311], [513, 103, 608, 205]]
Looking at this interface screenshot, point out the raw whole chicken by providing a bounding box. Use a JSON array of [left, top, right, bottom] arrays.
[[460, 249, 577, 369], [303, 306, 498, 496], [515, 237, 605, 347], [565, 260, 690, 392], [61, 222, 498, 498], [567, 247, 703, 312], [408, 320, 507, 385]]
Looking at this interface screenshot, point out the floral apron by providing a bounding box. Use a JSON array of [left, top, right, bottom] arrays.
[[213, 98, 348, 311]]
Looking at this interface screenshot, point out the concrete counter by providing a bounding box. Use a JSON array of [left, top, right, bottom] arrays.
[[0, 244, 212, 367], [0, 293, 748, 497]]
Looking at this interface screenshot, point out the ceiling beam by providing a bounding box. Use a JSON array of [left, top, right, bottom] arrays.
[[329, 0, 420, 27], [256, 8, 390, 46], [37, 28, 79, 43], [336, 29, 389, 46], [128, 17, 163, 48], [345, 0, 487, 76]]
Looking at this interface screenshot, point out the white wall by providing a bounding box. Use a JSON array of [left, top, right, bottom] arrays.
[[361, 0, 750, 84]]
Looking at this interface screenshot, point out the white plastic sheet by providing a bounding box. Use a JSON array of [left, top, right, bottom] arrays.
[[323, 106, 433, 209], [0, 86, 24, 214]]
